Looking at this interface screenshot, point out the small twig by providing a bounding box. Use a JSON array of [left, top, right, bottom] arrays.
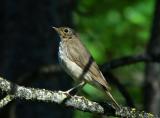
[[0, 95, 14, 108], [0, 76, 157, 117]]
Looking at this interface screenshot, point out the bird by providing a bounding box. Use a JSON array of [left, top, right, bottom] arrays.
[[53, 26, 120, 109]]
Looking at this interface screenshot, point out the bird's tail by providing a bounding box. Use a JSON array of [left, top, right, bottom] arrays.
[[105, 90, 121, 110]]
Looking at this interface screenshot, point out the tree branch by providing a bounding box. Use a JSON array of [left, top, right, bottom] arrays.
[[37, 53, 160, 75], [104, 72, 135, 107], [102, 53, 160, 70], [0, 77, 157, 117], [17, 52, 160, 110]]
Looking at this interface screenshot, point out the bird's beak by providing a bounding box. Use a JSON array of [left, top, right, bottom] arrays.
[[52, 27, 58, 32]]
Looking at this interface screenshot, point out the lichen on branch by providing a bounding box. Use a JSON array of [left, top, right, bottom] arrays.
[[0, 77, 157, 118]]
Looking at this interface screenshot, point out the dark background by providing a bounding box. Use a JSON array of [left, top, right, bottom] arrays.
[[0, 0, 160, 118]]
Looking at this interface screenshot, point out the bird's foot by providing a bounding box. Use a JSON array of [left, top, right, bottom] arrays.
[[64, 81, 86, 96], [63, 87, 77, 96], [61, 91, 71, 98]]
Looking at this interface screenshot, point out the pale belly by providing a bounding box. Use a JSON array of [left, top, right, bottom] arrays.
[[58, 44, 92, 82]]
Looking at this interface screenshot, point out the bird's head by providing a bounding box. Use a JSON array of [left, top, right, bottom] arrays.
[[53, 27, 77, 41]]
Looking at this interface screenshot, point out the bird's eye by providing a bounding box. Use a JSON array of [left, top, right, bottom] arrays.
[[64, 28, 69, 33]]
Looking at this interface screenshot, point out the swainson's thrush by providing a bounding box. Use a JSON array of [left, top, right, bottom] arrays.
[[53, 27, 120, 109]]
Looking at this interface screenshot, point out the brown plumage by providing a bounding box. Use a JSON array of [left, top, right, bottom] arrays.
[[53, 27, 120, 109]]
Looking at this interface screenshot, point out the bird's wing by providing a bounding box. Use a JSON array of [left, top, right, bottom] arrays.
[[67, 38, 111, 91]]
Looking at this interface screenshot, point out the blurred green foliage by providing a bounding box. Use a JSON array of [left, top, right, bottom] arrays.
[[73, 0, 155, 117], [74, 0, 154, 63]]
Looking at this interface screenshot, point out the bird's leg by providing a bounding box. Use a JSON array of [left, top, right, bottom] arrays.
[[64, 81, 85, 96]]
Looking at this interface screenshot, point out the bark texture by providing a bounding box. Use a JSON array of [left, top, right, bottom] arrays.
[[144, 0, 160, 114]]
